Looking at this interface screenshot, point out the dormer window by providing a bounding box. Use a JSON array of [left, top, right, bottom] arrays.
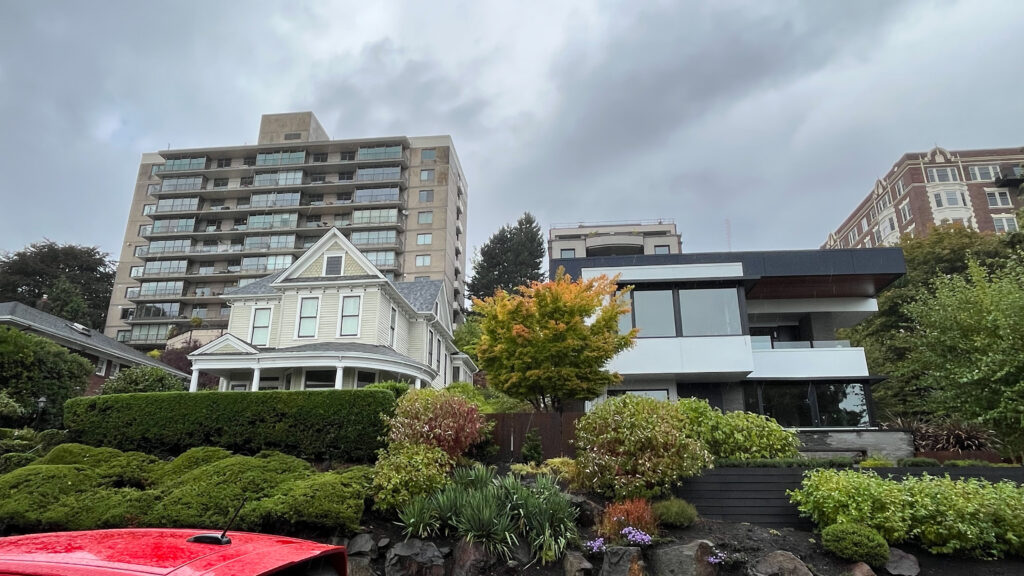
[[325, 255, 344, 276]]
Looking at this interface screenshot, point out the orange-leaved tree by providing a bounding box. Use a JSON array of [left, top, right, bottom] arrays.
[[473, 270, 637, 412]]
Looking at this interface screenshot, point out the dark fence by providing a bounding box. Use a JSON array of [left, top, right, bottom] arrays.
[[675, 467, 1024, 529], [488, 412, 582, 461]]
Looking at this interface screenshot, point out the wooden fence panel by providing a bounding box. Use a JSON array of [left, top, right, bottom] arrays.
[[487, 412, 582, 461]]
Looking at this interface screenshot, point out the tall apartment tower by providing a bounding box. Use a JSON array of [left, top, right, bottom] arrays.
[[548, 220, 682, 260], [104, 112, 468, 348], [824, 146, 1024, 249]]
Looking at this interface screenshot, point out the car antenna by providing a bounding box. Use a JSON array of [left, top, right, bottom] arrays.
[[187, 497, 248, 545]]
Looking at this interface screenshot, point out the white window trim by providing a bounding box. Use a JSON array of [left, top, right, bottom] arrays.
[[992, 214, 1019, 234], [389, 306, 398, 347], [969, 165, 1001, 181], [322, 252, 346, 277], [95, 358, 107, 376], [249, 304, 275, 347], [416, 254, 431, 267], [110, 363, 121, 377], [294, 295, 322, 339], [899, 202, 911, 223], [987, 189, 1013, 208], [417, 233, 433, 245], [336, 294, 363, 338]]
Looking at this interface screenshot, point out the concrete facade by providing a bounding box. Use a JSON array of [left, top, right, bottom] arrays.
[[825, 145, 1024, 249], [548, 220, 681, 261], [104, 112, 468, 349]]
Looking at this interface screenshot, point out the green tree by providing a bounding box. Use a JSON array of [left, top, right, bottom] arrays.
[[900, 256, 1024, 460], [42, 277, 91, 325], [101, 366, 187, 395], [845, 225, 1011, 416], [0, 241, 115, 329], [158, 344, 217, 390], [465, 212, 545, 300], [474, 271, 636, 412], [0, 325, 91, 428], [453, 314, 482, 363]]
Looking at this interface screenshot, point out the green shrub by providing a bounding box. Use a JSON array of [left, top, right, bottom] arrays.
[[788, 469, 911, 543], [445, 381, 533, 414], [452, 486, 518, 559], [521, 428, 543, 465], [399, 495, 439, 538], [715, 457, 855, 468], [41, 488, 159, 531], [372, 443, 452, 511], [513, 474, 578, 564], [32, 443, 160, 489], [676, 397, 800, 460], [821, 523, 890, 567], [149, 451, 313, 530], [575, 395, 712, 499], [35, 429, 68, 454], [0, 439, 34, 455], [0, 452, 37, 474], [364, 381, 409, 400], [101, 366, 186, 394], [859, 456, 896, 468], [246, 466, 372, 534], [452, 464, 497, 491], [0, 465, 101, 532], [652, 498, 698, 528], [64, 389, 395, 462], [943, 459, 995, 467], [902, 474, 1006, 558], [897, 457, 941, 467], [148, 446, 233, 485], [387, 389, 489, 459]]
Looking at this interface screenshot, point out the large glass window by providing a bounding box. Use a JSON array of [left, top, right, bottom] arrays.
[[352, 208, 398, 225], [250, 192, 300, 207], [745, 382, 870, 428], [759, 383, 815, 427], [356, 166, 401, 181], [631, 290, 675, 337], [244, 234, 296, 250], [129, 324, 170, 343], [136, 302, 180, 318], [249, 213, 297, 230], [418, 211, 433, 224], [364, 251, 396, 267], [679, 288, 742, 336], [354, 187, 400, 203], [351, 230, 396, 246], [926, 167, 959, 183], [148, 240, 191, 254], [296, 297, 319, 338], [139, 281, 183, 297], [156, 197, 199, 212], [356, 145, 402, 160], [241, 255, 293, 271], [143, 260, 187, 276], [814, 383, 870, 427], [969, 165, 1000, 181], [254, 170, 303, 187], [987, 190, 1013, 208], [160, 176, 203, 191], [158, 157, 206, 172], [256, 150, 305, 166], [251, 308, 271, 346], [304, 369, 335, 389], [339, 295, 360, 336], [151, 218, 195, 234]]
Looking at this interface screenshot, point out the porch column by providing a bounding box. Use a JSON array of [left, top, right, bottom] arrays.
[[414, 378, 422, 390], [334, 365, 345, 389], [218, 377, 227, 392], [251, 366, 261, 391], [189, 370, 200, 393]]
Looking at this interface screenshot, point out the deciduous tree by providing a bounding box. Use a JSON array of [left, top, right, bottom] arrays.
[[474, 271, 636, 412], [0, 326, 91, 429]]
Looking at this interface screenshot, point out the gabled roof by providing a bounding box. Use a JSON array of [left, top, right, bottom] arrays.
[[0, 302, 188, 378], [392, 280, 444, 314], [223, 270, 286, 297], [190, 333, 260, 356], [275, 228, 385, 284]]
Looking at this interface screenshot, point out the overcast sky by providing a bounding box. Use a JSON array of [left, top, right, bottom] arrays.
[[2, 0, 1023, 265]]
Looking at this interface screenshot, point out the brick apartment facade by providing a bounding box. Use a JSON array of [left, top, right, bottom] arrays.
[[824, 146, 1024, 249]]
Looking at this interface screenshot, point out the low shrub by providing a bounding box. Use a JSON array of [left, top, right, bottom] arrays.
[[445, 381, 533, 413], [100, 366, 186, 394], [64, 389, 394, 462], [821, 523, 890, 567], [0, 439, 34, 455], [788, 469, 911, 543], [652, 498, 698, 528], [32, 443, 160, 488], [364, 381, 409, 400], [35, 429, 68, 454], [451, 463, 496, 491], [575, 395, 712, 499], [372, 443, 452, 511], [715, 457, 855, 468], [387, 389, 489, 459], [897, 457, 941, 467], [521, 428, 543, 465], [858, 456, 896, 468], [598, 499, 658, 541], [943, 459, 995, 467], [676, 397, 800, 460], [41, 488, 159, 531], [247, 466, 372, 534], [0, 465, 102, 532], [148, 446, 233, 485], [0, 452, 36, 475]]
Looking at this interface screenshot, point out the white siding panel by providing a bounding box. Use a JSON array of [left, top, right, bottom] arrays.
[[377, 293, 392, 346]]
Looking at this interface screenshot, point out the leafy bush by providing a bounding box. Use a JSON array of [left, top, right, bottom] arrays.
[[0, 452, 37, 474], [544, 457, 581, 487], [247, 466, 372, 534], [575, 395, 712, 499], [387, 389, 489, 459], [521, 428, 543, 465], [399, 495, 439, 538], [64, 389, 394, 462], [372, 443, 452, 511], [451, 463, 496, 491], [598, 499, 658, 541], [821, 523, 890, 567], [652, 498, 698, 528], [897, 457, 941, 467], [943, 459, 996, 467], [789, 469, 911, 543], [41, 488, 159, 530], [364, 381, 409, 400], [715, 457, 855, 468], [676, 398, 800, 460], [101, 366, 186, 394], [859, 456, 896, 468], [0, 325, 92, 429], [35, 429, 67, 453], [445, 381, 534, 414], [452, 486, 519, 559], [148, 446, 233, 485], [0, 439, 34, 455], [33, 443, 160, 489], [0, 465, 101, 532]]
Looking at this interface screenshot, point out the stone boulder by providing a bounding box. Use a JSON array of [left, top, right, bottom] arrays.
[[569, 494, 603, 528], [348, 533, 379, 558], [846, 562, 876, 576], [384, 538, 447, 576], [450, 540, 492, 576], [749, 551, 812, 576], [885, 548, 920, 576], [348, 555, 378, 576], [648, 539, 717, 576], [599, 546, 644, 576], [563, 551, 594, 576]]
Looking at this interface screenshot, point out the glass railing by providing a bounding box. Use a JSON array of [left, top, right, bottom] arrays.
[[752, 336, 852, 350]]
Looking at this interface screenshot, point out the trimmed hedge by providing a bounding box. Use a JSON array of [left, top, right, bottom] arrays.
[[64, 390, 395, 462]]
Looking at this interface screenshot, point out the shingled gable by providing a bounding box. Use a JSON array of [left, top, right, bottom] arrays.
[[273, 227, 385, 285], [190, 333, 259, 356]]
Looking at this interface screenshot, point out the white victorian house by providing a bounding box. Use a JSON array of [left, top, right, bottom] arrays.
[[188, 228, 476, 391]]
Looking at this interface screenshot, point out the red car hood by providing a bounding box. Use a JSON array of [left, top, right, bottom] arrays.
[[0, 529, 345, 575]]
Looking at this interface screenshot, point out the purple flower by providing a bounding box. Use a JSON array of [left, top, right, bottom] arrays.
[[583, 537, 606, 554], [707, 551, 728, 565], [620, 527, 652, 546]]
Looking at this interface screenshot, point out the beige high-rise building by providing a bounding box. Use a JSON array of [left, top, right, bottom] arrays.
[[104, 112, 468, 349]]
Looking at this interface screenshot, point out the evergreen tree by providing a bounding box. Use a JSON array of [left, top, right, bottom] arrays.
[[43, 277, 91, 325], [466, 212, 545, 300]]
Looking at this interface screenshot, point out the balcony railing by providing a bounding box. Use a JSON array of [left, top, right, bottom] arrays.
[[751, 337, 852, 350]]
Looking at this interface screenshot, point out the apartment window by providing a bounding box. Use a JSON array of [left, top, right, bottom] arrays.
[[864, 237, 873, 248], [151, 218, 195, 234], [631, 290, 676, 337], [251, 191, 300, 208], [354, 187, 399, 203], [216, 158, 232, 168], [283, 132, 302, 141], [415, 276, 430, 281], [969, 165, 1001, 181], [876, 195, 891, 211], [847, 230, 857, 246], [421, 149, 436, 161], [139, 281, 183, 297], [364, 251, 396, 267], [339, 295, 361, 336], [159, 157, 206, 172], [143, 260, 187, 276], [240, 176, 254, 187], [248, 213, 298, 230], [352, 230, 397, 246], [213, 178, 228, 188], [296, 297, 319, 338], [147, 184, 161, 195], [389, 307, 397, 347], [312, 152, 328, 163], [420, 169, 434, 182], [879, 216, 897, 237], [678, 289, 742, 336], [142, 204, 155, 215], [417, 233, 432, 245], [357, 145, 402, 160], [138, 225, 152, 237], [415, 255, 431, 267], [256, 150, 306, 166], [860, 218, 868, 233], [987, 190, 1012, 208], [419, 189, 434, 203], [241, 255, 293, 271], [352, 208, 398, 225], [160, 176, 204, 192], [254, 170, 303, 187], [895, 179, 905, 196], [251, 307, 272, 346], [116, 330, 130, 343], [128, 324, 170, 344], [325, 255, 344, 276], [926, 166, 959, 183], [339, 151, 355, 161], [993, 215, 1019, 234], [418, 211, 433, 224], [436, 338, 442, 370], [653, 245, 671, 255], [356, 166, 401, 182], [126, 287, 140, 299], [130, 266, 144, 278], [137, 302, 180, 319], [156, 197, 200, 212], [899, 203, 912, 223], [745, 381, 869, 428], [95, 359, 107, 376], [310, 174, 326, 184], [560, 248, 576, 258]]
